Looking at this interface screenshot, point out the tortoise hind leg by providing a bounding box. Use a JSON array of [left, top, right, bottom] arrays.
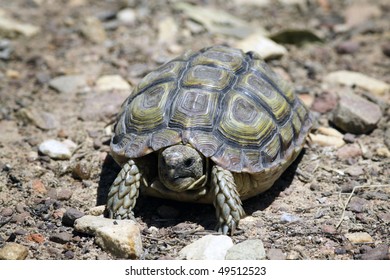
[[105, 159, 143, 220], [211, 165, 246, 235]]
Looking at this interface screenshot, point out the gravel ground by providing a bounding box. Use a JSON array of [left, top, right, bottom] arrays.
[[0, 0, 389, 260]]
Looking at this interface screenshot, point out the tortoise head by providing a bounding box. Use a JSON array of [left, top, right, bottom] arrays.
[[158, 144, 207, 192]]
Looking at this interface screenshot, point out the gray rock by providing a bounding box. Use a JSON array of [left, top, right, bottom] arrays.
[[178, 235, 233, 260], [80, 90, 129, 121], [345, 165, 365, 177], [95, 222, 143, 259], [332, 91, 382, 134], [267, 248, 286, 260], [361, 245, 389, 260], [0, 207, 13, 217], [175, 2, 254, 38], [49, 75, 88, 94], [16, 108, 58, 130], [0, 39, 12, 60], [225, 239, 266, 260], [50, 232, 72, 244], [38, 139, 77, 160], [0, 243, 29, 260], [347, 197, 367, 213], [62, 208, 85, 227]]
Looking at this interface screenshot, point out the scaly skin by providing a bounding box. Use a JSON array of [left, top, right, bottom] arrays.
[[211, 165, 246, 235], [105, 160, 142, 220]]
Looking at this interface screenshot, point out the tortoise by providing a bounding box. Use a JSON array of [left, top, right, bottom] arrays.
[[105, 45, 312, 234]]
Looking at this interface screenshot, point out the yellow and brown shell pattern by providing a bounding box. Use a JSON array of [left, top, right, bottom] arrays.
[[111, 45, 312, 174]]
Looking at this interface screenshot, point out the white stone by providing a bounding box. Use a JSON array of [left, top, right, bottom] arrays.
[[38, 139, 77, 160], [324, 71, 390, 97], [87, 205, 106, 216], [74, 215, 136, 236], [158, 17, 178, 45], [308, 133, 345, 148], [95, 75, 131, 91], [95, 223, 143, 259], [235, 33, 287, 60], [117, 8, 136, 25], [178, 235, 233, 260]]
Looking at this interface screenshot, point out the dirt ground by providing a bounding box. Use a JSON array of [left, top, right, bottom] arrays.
[[0, 0, 389, 260]]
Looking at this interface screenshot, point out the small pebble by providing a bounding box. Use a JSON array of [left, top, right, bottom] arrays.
[[30, 179, 47, 194], [26, 233, 45, 243], [321, 224, 337, 234], [335, 40, 360, 54], [280, 213, 300, 223], [334, 247, 347, 255], [0, 207, 14, 217], [72, 162, 91, 180], [117, 8, 137, 25], [49, 75, 88, 94], [95, 75, 131, 91], [38, 139, 77, 160], [57, 188, 73, 201], [64, 250, 74, 259], [336, 144, 362, 160], [50, 232, 72, 244], [345, 165, 365, 177], [347, 197, 367, 213], [62, 208, 85, 227]]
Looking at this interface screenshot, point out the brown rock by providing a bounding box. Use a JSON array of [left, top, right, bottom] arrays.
[[267, 248, 286, 260], [311, 91, 338, 113], [26, 233, 45, 244], [321, 224, 337, 234], [336, 144, 362, 160], [31, 179, 47, 194], [57, 188, 73, 201], [345, 165, 365, 177], [332, 91, 382, 134], [345, 232, 373, 244], [335, 40, 360, 54]]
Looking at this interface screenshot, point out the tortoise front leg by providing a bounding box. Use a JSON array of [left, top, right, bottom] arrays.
[[105, 159, 143, 220], [211, 165, 246, 235]]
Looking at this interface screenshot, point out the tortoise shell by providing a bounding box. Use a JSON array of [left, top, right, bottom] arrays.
[[111, 45, 312, 173]]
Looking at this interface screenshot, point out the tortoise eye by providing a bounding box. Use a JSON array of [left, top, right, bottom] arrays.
[[184, 158, 195, 167]]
